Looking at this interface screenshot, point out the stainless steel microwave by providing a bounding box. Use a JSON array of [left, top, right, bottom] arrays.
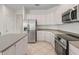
[[62, 5, 79, 23]]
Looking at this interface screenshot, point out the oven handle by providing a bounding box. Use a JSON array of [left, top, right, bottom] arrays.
[[55, 39, 67, 49]]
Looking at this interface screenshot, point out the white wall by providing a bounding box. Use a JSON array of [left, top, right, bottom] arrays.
[[0, 5, 4, 35], [0, 5, 16, 35]]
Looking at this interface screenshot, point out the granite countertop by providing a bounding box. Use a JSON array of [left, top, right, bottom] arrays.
[[0, 33, 27, 52]]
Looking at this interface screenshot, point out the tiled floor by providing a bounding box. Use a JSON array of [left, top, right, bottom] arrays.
[[26, 41, 56, 55]]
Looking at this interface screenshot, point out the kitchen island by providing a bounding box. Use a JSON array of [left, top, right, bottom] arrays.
[[0, 33, 27, 55]]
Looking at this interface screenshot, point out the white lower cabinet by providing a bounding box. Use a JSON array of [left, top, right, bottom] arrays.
[[37, 31, 55, 47], [16, 39, 25, 55], [3, 45, 16, 55], [69, 44, 79, 55], [16, 36, 27, 55]]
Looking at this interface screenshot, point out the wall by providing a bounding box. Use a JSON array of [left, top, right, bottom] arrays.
[[0, 5, 4, 35], [0, 5, 16, 35]]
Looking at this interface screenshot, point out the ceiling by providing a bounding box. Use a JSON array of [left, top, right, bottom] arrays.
[[6, 4, 59, 10]]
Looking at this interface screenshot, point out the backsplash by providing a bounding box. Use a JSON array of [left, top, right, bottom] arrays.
[[57, 23, 79, 34]]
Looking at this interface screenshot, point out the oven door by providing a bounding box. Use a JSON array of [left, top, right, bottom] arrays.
[[55, 39, 69, 55]]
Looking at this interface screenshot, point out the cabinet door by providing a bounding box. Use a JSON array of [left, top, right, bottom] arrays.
[[23, 36, 28, 53], [16, 36, 27, 55], [37, 31, 55, 47], [3, 45, 16, 55]]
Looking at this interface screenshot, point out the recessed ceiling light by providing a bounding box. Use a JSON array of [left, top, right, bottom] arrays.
[[35, 4, 40, 6]]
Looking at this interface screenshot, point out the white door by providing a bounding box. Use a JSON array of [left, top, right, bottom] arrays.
[[16, 14, 23, 33]]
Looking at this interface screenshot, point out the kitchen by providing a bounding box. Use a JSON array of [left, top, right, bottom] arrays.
[[0, 4, 79, 55]]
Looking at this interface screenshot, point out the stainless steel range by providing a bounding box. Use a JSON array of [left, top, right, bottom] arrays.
[[55, 36, 69, 55]]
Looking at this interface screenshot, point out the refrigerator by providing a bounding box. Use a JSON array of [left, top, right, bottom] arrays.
[[27, 20, 37, 43]]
